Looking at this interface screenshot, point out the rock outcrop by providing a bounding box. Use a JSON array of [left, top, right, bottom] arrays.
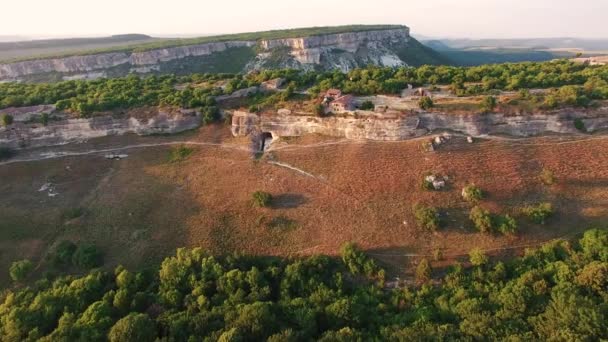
[[0, 109, 201, 149], [232, 108, 608, 150], [0, 26, 434, 82]]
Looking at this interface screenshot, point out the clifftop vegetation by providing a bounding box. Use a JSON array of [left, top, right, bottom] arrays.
[[1, 60, 606, 116]]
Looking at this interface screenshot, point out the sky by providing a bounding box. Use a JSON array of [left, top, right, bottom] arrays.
[[2, 0, 607, 40]]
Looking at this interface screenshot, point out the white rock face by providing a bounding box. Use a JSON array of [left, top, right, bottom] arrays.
[[0, 28, 413, 80], [231, 108, 608, 149], [0, 109, 201, 149]]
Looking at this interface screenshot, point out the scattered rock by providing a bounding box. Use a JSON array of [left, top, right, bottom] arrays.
[[104, 153, 128, 160]]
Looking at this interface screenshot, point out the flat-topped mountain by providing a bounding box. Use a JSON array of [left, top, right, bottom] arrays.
[[0, 25, 446, 82]]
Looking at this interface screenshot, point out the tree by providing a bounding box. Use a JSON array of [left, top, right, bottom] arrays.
[[416, 259, 432, 285], [1, 114, 14, 127], [522, 203, 553, 224], [462, 185, 483, 203], [313, 103, 326, 117], [413, 205, 441, 232], [9, 259, 33, 282], [108, 313, 155, 342], [49, 240, 77, 267], [72, 245, 103, 269], [252, 191, 272, 208], [480, 96, 497, 113], [418, 96, 434, 110], [469, 248, 488, 266], [359, 100, 374, 110], [469, 206, 493, 233]]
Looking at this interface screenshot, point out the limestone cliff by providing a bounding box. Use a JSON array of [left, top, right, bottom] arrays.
[[0, 109, 201, 149], [232, 108, 608, 150], [0, 26, 442, 82]]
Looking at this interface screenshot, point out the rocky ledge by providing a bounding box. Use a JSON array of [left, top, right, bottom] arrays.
[[232, 108, 608, 151], [0, 108, 200, 149]]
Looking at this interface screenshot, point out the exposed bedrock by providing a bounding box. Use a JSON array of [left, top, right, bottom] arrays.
[[231, 108, 608, 149], [0, 109, 200, 149]]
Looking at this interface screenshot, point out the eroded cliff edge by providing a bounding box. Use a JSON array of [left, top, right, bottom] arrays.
[[0, 26, 444, 82]]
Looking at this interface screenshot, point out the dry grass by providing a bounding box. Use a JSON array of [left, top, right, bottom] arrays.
[[1, 126, 608, 285]]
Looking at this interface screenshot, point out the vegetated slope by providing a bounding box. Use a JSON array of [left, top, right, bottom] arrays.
[[0, 34, 158, 62], [1, 228, 607, 340], [0, 25, 448, 82], [1, 127, 607, 286]]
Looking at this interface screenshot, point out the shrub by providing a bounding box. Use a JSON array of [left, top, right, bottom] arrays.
[[359, 100, 374, 110], [433, 248, 443, 261], [415, 259, 432, 285], [9, 259, 33, 282], [480, 96, 497, 113], [522, 203, 554, 224], [168, 145, 193, 163], [49, 240, 77, 267], [0, 146, 16, 161], [462, 184, 483, 203], [252, 191, 273, 208], [574, 118, 586, 132], [313, 103, 326, 117], [72, 245, 103, 269], [418, 96, 434, 110], [340, 242, 379, 277], [540, 168, 556, 185], [413, 205, 441, 232], [469, 206, 493, 233], [496, 215, 518, 235], [469, 248, 488, 266], [1, 114, 14, 127]]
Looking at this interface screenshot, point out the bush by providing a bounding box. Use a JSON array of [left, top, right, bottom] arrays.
[[462, 184, 483, 203], [72, 245, 103, 269], [480, 96, 497, 113], [415, 259, 432, 285], [49, 240, 77, 267], [413, 205, 441, 232], [522, 203, 554, 224], [418, 96, 434, 110], [252, 191, 273, 208], [359, 100, 374, 110], [9, 259, 33, 282], [340, 242, 379, 278], [574, 118, 586, 132], [469, 248, 488, 266], [313, 103, 326, 117], [168, 145, 193, 163], [496, 215, 518, 235], [469, 206, 493, 233], [1, 114, 14, 127], [540, 168, 556, 185]]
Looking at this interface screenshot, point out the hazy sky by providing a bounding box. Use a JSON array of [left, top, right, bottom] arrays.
[[2, 0, 607, 39]]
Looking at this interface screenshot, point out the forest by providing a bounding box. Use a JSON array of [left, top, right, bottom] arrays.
[[1, 60, 608, 118], [1, 229, 607, 340]]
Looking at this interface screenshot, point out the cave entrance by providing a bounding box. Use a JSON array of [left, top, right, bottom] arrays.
[[259, 132, 274, 152]]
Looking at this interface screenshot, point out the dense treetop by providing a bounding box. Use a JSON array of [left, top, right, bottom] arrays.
[[0, 60, 607, 117], [1, 228, 607, 340]]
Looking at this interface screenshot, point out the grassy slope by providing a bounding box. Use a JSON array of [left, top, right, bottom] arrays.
[[1, 127, 607, 286], [0, 25, 405, 63]]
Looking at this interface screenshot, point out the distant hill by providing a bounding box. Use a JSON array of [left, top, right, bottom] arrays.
[[428, 37, 608, 51], [418, 37, 608, 66], [0, 34, 157, 61], [0, 25, 447, 82]]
